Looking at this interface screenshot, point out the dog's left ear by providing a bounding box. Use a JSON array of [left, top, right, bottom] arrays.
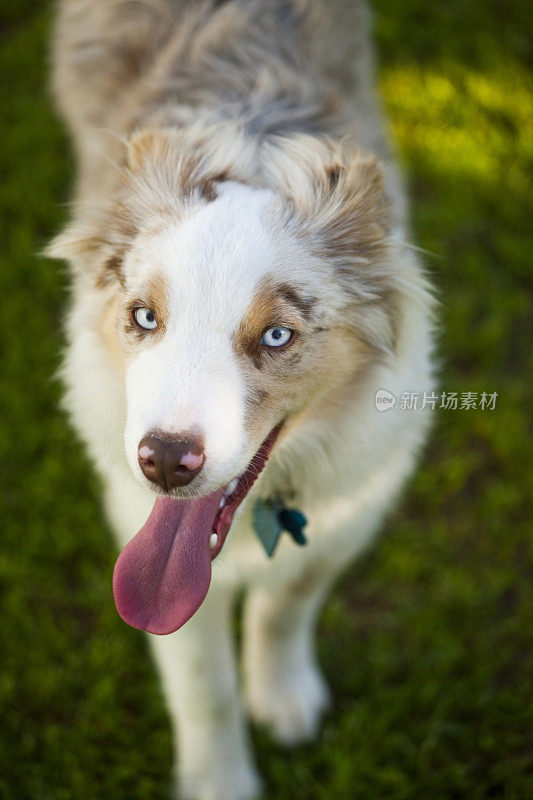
[[266, 135, 396, 353], [266, 135, 388, 280]]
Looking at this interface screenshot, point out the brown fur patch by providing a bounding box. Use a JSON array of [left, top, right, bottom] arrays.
[[120, 271, 170, 350], [200, 179, 218, 202], [99, 271, 170, 369], [276, 284, 317, 319], [234, 277, 317, 363], [235, 273, 374, 444], [98, 250, 126, 288], [145, 272, 170, 328], [246, 387, 269, 406], [325, 162, 342, 189], [101, 293, 126, 375]]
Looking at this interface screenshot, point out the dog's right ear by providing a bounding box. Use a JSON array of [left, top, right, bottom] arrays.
[[44, 129, 184, 277], [44, 214, 117, 278], [44, 184, 138, 286], [46, 219, 103, 261], [45, 123, 249, 282], [44, 131, 179, 281]]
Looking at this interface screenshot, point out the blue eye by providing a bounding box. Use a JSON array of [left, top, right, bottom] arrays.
[[134, 307, 158, 330], [260, 326, 293, 348]]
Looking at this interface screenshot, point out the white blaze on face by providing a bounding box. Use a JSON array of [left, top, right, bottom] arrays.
[[123, 182, 280, 490]]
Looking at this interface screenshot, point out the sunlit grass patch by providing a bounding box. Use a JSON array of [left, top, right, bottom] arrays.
[[380, 64, 533, 190]]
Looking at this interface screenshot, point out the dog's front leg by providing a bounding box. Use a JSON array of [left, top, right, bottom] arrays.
[[242, 563, 337, 747], [147, 585, 262, 800]]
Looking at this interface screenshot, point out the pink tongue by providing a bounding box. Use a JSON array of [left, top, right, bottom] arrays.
[[113, 491, 223, 635]]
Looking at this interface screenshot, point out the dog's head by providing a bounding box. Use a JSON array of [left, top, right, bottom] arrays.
[[50, 126, 398, 633]]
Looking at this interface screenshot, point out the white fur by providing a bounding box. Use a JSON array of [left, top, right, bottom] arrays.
[[123, 183, 281, 491]]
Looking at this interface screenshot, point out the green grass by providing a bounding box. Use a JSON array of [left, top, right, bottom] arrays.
[[0, 1, 532, 798]]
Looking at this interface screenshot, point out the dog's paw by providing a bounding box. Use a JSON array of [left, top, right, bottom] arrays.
[[246, 664, 332, 746], [176, 765, 263, 800]]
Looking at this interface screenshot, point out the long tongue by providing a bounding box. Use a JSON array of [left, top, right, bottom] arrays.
[[113, 491, 223, 635]]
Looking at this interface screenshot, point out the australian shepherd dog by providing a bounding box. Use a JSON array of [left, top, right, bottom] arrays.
[[48, 1, 435, 797]]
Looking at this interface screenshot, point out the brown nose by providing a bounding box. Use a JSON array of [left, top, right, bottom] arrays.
[[137, 433, 205, 491]]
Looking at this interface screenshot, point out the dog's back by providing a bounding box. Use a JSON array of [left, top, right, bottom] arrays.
[[52, 0, 406, 221], [53, 1, 365, 130]]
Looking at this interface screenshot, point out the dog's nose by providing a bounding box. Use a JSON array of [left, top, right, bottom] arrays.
[[137, 433, 205, 490]]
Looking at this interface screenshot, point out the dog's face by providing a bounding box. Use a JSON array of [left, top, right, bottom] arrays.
[[55, 128, 395, 503], [51, 128, 399, 633], [116, 179, 370, 498]]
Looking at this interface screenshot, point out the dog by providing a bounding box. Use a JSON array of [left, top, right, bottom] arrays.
[[48, 1, 435, 798]]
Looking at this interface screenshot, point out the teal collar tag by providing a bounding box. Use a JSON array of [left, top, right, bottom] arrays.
[[252, 498, 307, 558]]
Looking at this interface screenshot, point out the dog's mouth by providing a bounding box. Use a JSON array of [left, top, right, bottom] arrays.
[[113, 425, 282, 635]]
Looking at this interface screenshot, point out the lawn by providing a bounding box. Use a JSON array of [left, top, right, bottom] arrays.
[[0, 1, 532, 798]]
